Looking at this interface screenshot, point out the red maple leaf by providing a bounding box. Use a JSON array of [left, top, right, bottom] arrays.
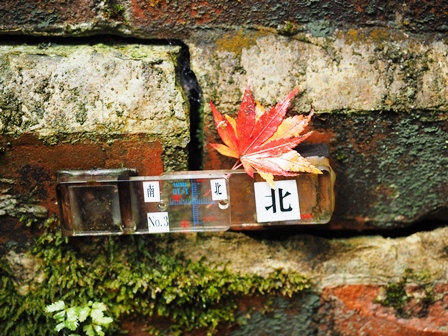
[[210, 84, 321, 187]]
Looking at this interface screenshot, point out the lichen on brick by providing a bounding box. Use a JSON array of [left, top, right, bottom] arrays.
[[375, 268, 436, 318], [215, 29, 267, 57], [317, 111, 448, 226]]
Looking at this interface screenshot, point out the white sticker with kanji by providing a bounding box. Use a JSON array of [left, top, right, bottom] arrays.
[[210, 179, 228, 201], [143, 181, 160, 202], [147, 212, 170, 233], [254, 180, 301, 222]]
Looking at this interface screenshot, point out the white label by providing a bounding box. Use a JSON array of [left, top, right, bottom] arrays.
[[254, 180, 301, 223], [147, 212, 170, 233], [143, 181, 160, 202], [210, 179, 228, 201]]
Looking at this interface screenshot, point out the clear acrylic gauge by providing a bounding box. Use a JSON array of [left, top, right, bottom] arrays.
[[56, 168, 138, 236], [56, 169, 231, 236], [130, 173, 231, 234], [56, 145, 335, 236]]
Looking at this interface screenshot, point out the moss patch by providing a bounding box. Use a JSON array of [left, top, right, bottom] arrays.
[[375, 269, 435, 318], [339, 28, 399, 45], [103, 4, 125, 21], [0, 218, 311, 335]]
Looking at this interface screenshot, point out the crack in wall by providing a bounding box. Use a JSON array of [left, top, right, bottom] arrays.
[[242, 218, 448, 241], [168, 39, 204, 170]]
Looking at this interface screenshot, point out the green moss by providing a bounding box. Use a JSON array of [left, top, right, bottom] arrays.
[[162, 144, 189, 172], [0, 90, 22, 132], [277, 21, 303, 36], [335, 151, 348, 162], [0, 218, 311, 335], [103, 4, 125, 21], [75, 104, 88, 125], [375, 269, 435, 318], [377, 276, 409, 315]]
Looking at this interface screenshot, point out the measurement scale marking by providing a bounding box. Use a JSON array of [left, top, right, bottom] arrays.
[[191, 180, 201, 228], [168, 179, 218, 229], [169, 199, 216, 205]]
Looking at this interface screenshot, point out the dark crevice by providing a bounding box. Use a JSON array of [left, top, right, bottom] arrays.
[[167, 40, 203, 171], [242, 219, 448, 241]]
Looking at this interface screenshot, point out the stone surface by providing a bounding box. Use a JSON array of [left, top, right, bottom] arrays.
[[171, 227, 448, 286], [4, 250, 44, 295], [0, 42, 189, 149], [190, 28, 448, 115], [189, 29, 448, 228]]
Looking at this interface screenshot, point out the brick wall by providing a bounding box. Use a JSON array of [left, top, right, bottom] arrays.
[[1, 1, 446, 231], [1, 1, 448, 335]]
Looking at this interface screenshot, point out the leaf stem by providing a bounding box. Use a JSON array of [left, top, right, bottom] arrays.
[[231, 161, 243, 170]]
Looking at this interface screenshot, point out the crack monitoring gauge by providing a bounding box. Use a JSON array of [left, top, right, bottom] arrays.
[[137, 174, 230, 233], [56, 154, 335, 236], [57, 170, 231, 236]]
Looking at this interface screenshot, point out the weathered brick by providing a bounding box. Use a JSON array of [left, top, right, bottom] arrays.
[[0, 134, 164, 237], [318, 285, 448, 336], [0, 0, 99, 34], [189, 29, 448, 228], [0, 43, 188, 144], [171, 227, 448, 282], [2, 1, 448, 37], [128, 0, 446, 35]]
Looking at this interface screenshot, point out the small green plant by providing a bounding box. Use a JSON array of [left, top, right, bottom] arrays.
[[277, 21, 302, 36], [19, 214, 38, 227], [103, 4, 125, 21], [45, 300, 113, 336]]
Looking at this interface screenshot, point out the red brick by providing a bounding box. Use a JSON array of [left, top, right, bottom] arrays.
[[127, 0, 448, 37], [0, 133, 163, 216], [0, 0, 97, 29], [319, 285, 448, 336]]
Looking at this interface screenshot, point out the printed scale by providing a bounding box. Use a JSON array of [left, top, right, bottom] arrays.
[[56, 147, 335, 236]]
